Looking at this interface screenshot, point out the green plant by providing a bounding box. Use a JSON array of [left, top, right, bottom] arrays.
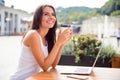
[[72, 34, 102, 62], [100, 44, 117, 62], [62, 39, 74, 55], [114, 53, 120, 57]]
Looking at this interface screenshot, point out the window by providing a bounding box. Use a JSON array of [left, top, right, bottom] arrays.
[[15, 14, 18, 31], [4, 12, 8, 23]]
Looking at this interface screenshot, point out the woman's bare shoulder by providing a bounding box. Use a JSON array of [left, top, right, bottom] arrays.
[[26, 30, 39, 38], [23, 30, 39, 46]]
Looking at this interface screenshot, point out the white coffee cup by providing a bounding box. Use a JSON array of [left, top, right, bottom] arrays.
[[60, 24, 71, 33]]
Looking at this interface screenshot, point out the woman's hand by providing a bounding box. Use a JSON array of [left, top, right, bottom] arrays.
[[57, 28, 73, 45]]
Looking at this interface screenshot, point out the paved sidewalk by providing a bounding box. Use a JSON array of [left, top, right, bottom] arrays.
[[0, 36, 22, 80]]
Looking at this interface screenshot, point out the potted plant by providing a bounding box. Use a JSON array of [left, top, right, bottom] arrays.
[[112, 53, 120, 68], [59, 34, 102, 66], [72, 34, 117, 67], [59, 34, 117, 67], [72, 34, 102, 63], [98, 44, 117, 67], [100, 44, 116, 62]]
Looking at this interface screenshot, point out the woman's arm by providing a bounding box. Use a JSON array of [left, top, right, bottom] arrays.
[[29, 33, 62, 71], [52, 28, 73, 68], [52, 44, 64, 68]]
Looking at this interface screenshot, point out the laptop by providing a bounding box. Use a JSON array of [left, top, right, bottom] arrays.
[[60, 44, 103, 75]]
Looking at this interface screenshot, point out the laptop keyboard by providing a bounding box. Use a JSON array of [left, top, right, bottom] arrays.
[[74, 68, 90, 73]]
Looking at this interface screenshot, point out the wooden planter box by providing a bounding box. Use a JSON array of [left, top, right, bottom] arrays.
[[58, 55, 111, 67], [112, 57, 120, 68]]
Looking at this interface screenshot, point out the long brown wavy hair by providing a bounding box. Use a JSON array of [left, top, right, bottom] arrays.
[[27, 4, 58, 53]]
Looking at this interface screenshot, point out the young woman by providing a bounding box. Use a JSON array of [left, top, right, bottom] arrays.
[[10, 4, 72, 80]]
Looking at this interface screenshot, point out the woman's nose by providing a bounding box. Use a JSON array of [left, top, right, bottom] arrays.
[[49, 14, 53, 18]]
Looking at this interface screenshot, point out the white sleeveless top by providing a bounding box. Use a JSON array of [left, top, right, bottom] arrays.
[[10, 35, 48, 80]]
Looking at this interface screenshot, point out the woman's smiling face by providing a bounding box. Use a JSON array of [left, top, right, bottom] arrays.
[[41, 6, 56, 29]]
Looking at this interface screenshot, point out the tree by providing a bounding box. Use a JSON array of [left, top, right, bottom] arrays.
[[56, 7, 99, 24], [110, 10, 120, 16], [99, 0, 120, 15]]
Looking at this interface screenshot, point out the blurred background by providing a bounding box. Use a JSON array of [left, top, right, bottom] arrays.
[[0, 0, 120, 80]]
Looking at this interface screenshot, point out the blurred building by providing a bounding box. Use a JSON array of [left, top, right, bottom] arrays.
[[82, 15, 120, 38], [0, 0, 4, 5], [71, 24, 81, 35], [0, 1, 32, 36]]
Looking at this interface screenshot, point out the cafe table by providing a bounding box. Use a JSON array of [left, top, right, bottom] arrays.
[[26, 65, 120, 80]]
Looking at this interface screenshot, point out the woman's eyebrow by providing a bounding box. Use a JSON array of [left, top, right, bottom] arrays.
[[43, 11, 48, 13], [43, 11, 54, 13]]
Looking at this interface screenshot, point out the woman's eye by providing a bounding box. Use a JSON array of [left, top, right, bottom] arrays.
[[43, 12, 55, 17], [44, 13, 48, 16]]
